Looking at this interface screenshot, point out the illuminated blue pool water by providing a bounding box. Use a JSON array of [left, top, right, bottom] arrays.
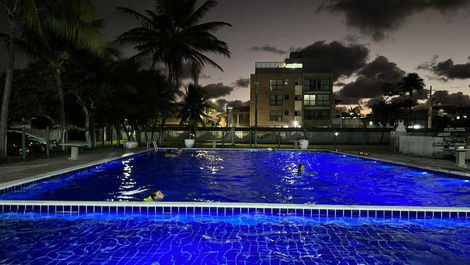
[[1, 212, 469, 264], [1, 150, 469, 206]]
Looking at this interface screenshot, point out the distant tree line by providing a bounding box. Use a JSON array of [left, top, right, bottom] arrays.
[[0, 0, 230, 158]]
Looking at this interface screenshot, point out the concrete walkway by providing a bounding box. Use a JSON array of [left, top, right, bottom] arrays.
[[341, 150, 470, 177], [0, 147, 147, 184]]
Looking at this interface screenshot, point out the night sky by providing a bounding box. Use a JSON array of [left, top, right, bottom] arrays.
[[2, 0, 470, 107]]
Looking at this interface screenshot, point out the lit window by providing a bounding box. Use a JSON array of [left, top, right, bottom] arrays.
[[303, 95, 316, 106], [304, 94, 329, 106]]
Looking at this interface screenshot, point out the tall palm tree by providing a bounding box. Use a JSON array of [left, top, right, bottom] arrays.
[[0, 0, 104, 158], [116, 0, 231, 88], [21, 18, 105, 144], [179, 84, 215, 138], [398, 73, 425, 98]]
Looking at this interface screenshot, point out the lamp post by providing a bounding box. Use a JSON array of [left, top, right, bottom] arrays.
[[427, 85, 433, 129], [334, 131, 339, 151]]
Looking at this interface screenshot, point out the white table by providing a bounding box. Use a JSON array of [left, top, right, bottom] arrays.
[[60, 144, 87, 160], [207, 140, 221, 148]]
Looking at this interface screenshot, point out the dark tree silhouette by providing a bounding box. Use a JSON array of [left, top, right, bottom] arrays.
[[116, 0, 231, 88]]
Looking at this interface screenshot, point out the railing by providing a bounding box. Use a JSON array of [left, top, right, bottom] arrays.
[[151, 127, 393, 145]]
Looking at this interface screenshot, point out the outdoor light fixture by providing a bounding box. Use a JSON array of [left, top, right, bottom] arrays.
[[284, 63, 303, 69], [456, 116, 461, 120], [292, 120, 299, 127], [334, 132, 339, 151], [369, 121, 373, 126]]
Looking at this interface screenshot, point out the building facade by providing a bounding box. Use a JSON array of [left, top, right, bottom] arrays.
[[250, 58, 334, 127]]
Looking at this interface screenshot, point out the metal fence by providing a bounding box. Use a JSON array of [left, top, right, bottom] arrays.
[[151, 127, 393, 145]]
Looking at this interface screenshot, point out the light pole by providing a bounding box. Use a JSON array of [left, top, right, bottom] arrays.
[[334, 131, 339, 151], [427, 85, 433, 129]]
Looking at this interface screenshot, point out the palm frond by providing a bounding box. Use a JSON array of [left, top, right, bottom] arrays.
[[186, 0, 218, 26]]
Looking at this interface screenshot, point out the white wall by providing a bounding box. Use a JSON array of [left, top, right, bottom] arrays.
[[399, 136, 443, 157]]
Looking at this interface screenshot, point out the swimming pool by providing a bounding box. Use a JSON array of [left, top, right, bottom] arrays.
[[0, 212, 469, 264], [1, 149, 469, 264], [1, 150, 469, 207]]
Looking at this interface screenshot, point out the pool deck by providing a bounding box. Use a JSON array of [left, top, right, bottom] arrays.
[[0, 147, 147, 184], [0, 147, 468, 186], [339, 150, 470, 178]]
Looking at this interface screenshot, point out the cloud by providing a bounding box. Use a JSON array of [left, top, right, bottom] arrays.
[[215, 99, 249, 112], [335, 77, 386, 104], [335, 56, 405, 104], [319, 0, 470, 41], [418, 56, 470, 80], [334, 82, 347, 87], [233, 78, 250, 88], [433, 91, 470, 106], [203, 83, 234, 98], [291, 41, 369, 80], [357, 56, 405, 81], [249, 45, 287, 55]]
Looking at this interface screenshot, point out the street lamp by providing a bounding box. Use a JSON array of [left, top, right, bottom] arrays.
[[334, 131, 339, 151]]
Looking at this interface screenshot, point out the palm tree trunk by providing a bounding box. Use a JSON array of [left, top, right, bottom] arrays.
[[54, 68, 66, 146], [150, 120, 157, 142], [158, 118, 166, 146], [76, 94, 92, 148], [0, 17, 17, 159]]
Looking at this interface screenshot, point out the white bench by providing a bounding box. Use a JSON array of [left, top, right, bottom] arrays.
[[60, 143, 87, 160]]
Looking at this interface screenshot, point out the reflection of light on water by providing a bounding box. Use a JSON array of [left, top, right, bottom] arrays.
[[113, 159, 140, 200], [196, 151, 224, 176], [193, 198, 217, 202]]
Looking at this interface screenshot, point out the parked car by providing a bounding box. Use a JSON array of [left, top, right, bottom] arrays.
[[8, 130, 58, 149], [7, 131, 46, 156]]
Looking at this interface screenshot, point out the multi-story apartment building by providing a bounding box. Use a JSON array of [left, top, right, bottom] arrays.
[[249, 57, 334, 127]]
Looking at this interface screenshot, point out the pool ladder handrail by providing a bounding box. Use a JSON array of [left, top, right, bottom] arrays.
[[152, 141, 158, 151], [146, 141, 158, 151]]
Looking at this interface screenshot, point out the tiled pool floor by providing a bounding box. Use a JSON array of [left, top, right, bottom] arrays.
[[0, 213, 469, 264]]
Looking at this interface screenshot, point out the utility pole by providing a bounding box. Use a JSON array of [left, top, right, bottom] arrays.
[[427, 85, 433, 129]]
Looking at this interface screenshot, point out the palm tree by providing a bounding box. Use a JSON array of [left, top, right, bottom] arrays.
[[398, 73, 425, 98], [21, 18, 105, 144], [179, 84, 215, 138], [116, 0, 231, 88], [0, 0, 104, 158]]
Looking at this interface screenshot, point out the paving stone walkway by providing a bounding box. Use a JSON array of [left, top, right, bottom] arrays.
[[0, 147, 146, 184]]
